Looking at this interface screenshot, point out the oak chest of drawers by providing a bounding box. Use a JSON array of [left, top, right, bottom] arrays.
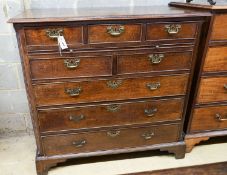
[[170, 1, 227, 152], [9, 6, 209, 175]]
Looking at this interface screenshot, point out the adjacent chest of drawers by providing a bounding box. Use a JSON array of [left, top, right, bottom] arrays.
[[170, 2, 227, 153], [186, 13, 227, 152], [9, 7, 209, 175]]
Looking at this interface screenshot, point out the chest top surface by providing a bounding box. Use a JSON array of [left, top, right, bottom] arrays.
[[8, 6, 210, 24]]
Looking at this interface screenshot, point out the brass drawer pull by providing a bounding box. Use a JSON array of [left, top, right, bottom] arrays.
[[144, 108, 158, 117], [69, 115, 85, 122], [46, 28, 64, 39], [165, 24, 181, 35], [107, 80, 122, 89], [224, 84, 227, 90], [107, 25, 125, 36], [146, 82, 161, 91], [215, 113, 227, 121], [106, 104, 121, 112], [142, 131, 155, 140], [64, 58, 80, 69], [107, 130, 121, 138], [72, 139, 86, 148], [65, 87, 82, 97], [148, 54, 164, 64]]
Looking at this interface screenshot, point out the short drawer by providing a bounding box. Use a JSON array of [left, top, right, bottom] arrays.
[[117, 51, 192, 75], [203, 46, 227, 73], [190, 105, 227, 132], [42, 124, 180, 156], [30, 55, 113, 80], [211, 14, 227, 40], [146, 22, 198, 41], [38, 98, 184, 133], [88, 24, 142, 44], [197, 76, 227, 104], [34, 74, 189, 106], [24, 26, 83, 48]]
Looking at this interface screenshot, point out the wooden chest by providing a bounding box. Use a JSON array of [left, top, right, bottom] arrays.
[[170, 1, 227, 153], [9, 6, 209, 175]]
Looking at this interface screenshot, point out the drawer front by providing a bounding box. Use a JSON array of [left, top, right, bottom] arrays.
[[24, 26, 83, 47], [88, 24, 142, 43], [190, 105, 227, 132], [203, 46, 227, 73], [146, 22, 198, 40], [42, 124, 180, 156], [30, 55, 113, 80], [34, 74, 189, 106], [117, 51, 192, 75], [39, 98, 184, 133], [197, 76, 227, 104], [211, 15, 227, 40]]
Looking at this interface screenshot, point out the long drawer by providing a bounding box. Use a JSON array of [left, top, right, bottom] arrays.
[[38, 98, 184, 133], [34, 74, 189, 106], [42, 123, 180, 156], [190, 105, 227, 132], [197, 76, 227, 104]]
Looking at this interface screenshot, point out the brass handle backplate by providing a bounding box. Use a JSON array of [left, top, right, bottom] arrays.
[[69, 115, 85, 122], [148, 54, 164, 64], [215, 113, 227, 121], [107, 25, 125, 36], [107, 130, 121, 138], [165, 24, 181, 35], [106, 104, 121, 112], [144, 108, 158, 117], [46, 28, 64, 39], [142, 131, 155, 140], [146, 82, 161, 91], [64, 58, 80, 69], [72, 139, 86, 148], [65, 87, 82, 97], [224, 84, 227, 90], [107, 80, 122, 89]]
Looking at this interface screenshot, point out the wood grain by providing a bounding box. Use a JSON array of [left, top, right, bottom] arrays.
[[147, 22, 198, 40], [30, 55, 113, 80], [88, 24, 142, 44], [25, 26, 83, 46], [190, 105, 227, 132], [203, 46, 227, 73], [185, 136, 209, 153], [8, 6, 210, 23], [38, 98, 184, 133], [197, 76, 227, 104], [117, 51, 192, 75], [211, 15, 227, 40], [34, 74, 189, 107], [42, 124, 180, 156]]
